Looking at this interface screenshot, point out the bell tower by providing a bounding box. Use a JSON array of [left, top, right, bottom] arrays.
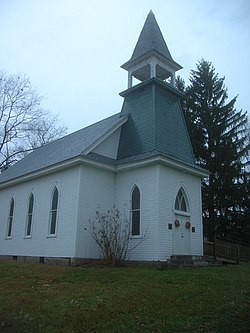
[[118, 11, 195, 166], [121, 10, 182, 88]]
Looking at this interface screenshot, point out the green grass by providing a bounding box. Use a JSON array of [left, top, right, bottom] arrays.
[[0, 261, 249, 333]]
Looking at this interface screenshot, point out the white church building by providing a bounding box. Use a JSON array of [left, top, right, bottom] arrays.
[[0, 11, 208, 263]]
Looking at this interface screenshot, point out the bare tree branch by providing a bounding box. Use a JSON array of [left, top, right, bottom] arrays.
[[0, 70, 67, 171]]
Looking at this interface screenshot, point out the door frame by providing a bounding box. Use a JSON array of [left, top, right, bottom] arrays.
[[173, 186, 191, 255], [173, 212, 191, 255]]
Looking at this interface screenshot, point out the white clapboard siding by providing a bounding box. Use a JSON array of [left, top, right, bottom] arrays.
[[0, 167, 81, 258], [75, 164, 116, 259], [115, 165, 159, 261]]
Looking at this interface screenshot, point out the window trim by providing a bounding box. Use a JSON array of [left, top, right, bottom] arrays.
[[48, 186, 59, 237], [6, 197, 15, 239], [24, 193, 34, 238], [130, 185, 141, 237], [174, 187, 190, 216], [173, 209, 191, 217]]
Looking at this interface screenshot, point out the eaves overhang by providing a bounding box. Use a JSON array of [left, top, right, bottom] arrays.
[[87, 150, 208, 178], [116, 153, 209, 178], [0, 156, 115, 189], [121, 50, 182, 72], [0, 151, 209, 190], [120, 77, 183, 98]]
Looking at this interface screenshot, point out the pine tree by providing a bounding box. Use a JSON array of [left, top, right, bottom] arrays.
[[179, 60, 249, 242]]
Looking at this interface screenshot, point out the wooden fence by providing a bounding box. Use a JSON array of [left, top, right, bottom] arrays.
[[203, 237, 250, 264]]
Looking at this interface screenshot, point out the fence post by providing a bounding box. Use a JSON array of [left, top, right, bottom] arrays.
[[236, 242, 240, 264], [213, 236, 216, 262]]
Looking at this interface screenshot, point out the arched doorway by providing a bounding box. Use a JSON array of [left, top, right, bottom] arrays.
[[173, 188, 191, 255]]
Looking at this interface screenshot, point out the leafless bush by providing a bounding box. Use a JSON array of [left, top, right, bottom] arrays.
[[89, 206, 145, 265]]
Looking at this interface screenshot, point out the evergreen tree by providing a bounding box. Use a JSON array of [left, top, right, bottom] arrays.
[[178, 60, 249, 242]]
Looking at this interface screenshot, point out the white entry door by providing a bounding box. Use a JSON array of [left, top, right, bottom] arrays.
[[174, 215, 191, 255]]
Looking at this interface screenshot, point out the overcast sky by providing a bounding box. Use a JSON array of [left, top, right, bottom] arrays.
[[1, 0, 249, 133]]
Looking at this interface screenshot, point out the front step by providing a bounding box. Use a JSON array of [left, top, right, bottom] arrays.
[[169, 255, 208, 266]]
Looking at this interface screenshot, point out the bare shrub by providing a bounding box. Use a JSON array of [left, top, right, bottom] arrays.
[[89, 206, 145, 265]]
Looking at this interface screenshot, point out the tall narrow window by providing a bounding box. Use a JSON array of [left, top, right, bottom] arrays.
[[25, 193, 34, 237], [49, 187, 58, 235], [174, 188, 189, 212], [131, 186, 140, 236], [7, 198, 14, 238]]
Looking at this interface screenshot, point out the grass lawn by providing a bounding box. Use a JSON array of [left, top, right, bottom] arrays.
[[0, 261, 249, 333]]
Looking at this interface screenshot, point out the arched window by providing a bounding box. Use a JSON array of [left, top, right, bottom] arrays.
[[174, 188, 189, 212], [7, 198, 14, 238], [49, 187, 59, 235], [131, 186, 140, 236], [25, 193, 34, 237]]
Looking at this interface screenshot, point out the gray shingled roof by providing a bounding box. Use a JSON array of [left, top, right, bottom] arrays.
[[0, 113, 126, 184], [121, 11, 182, 71], [130, 10, 173, 62]]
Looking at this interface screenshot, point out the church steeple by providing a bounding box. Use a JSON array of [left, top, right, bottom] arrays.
[[118, 12, 195, 166], [121, 11, 182, 88]]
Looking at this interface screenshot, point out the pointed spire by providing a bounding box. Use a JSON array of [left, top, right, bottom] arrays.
[[121, 11, 182, 88], [130, 10, 173, 63]]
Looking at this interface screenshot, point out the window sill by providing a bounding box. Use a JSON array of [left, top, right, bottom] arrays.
[[24, 236, 32, 239], [130, 235, 142, 239], [47, 234, 57, 238], [5, 236, 12, 240]]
